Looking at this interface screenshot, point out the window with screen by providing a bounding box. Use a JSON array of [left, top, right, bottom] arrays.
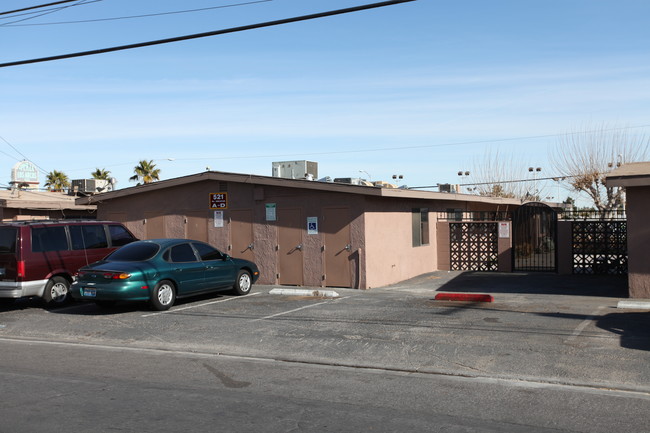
[[412, 208, 430, 247]]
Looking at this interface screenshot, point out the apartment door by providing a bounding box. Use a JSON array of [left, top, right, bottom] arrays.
[[230, 209, 255, 262], [143, 213, 165, 239], [323, 207, 352, 288], [185, 211, 208, 242], [277, 208, 303, 285]]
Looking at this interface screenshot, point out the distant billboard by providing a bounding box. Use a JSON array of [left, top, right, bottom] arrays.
[[11, 160, 39, 189]]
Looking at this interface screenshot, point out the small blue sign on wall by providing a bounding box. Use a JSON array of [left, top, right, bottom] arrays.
[[307, 217, 318, 235]]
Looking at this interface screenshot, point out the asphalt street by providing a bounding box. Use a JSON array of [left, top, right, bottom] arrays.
[[0, 271, 648, 432]]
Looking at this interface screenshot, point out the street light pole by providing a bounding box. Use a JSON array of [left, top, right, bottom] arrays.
[[457, 170, 470, 193], [528, 167, 541, 199]]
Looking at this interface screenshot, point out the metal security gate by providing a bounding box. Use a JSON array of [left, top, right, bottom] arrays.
[[572, 220, 627, 275], [449, 222, 498, 271], [513, 202, 557, 272]]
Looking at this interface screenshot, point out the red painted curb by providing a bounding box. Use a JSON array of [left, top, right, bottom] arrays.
[[434, 293, 494, 302]]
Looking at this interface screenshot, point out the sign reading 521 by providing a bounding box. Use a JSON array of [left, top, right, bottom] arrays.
[[209, 192, 228, 210]]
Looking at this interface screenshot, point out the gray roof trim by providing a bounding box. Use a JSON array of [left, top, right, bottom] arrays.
[[605, 162, 650, 187]]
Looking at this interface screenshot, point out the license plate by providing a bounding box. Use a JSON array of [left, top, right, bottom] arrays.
[[82, 288, 96, 297]]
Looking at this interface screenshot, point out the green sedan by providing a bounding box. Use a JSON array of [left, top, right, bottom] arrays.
[[71, 239, 260, 310]]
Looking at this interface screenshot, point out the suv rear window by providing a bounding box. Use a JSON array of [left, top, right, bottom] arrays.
[[0, 227, 17, 253], [106, 242, 159, 262], [32, 226, 68, 252]]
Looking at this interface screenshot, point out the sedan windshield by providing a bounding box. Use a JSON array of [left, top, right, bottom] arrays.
[[106, 242, 159, 262]]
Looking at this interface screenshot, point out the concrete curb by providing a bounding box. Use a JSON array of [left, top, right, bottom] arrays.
[[617, 300, 650, 310], [269, 288, 340, 298]]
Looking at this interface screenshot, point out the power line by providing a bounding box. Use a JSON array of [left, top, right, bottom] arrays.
[[140, 123, 650, 163], [9, 123, 650, 179], [0, 0, 100, 25], [2, 0, 273, 27], [0, 135, 49, 175], [410, 175, 577, 190], [0, 0, 417, 68], [0, 0, 101, 22], [0, 0, 83, 16]]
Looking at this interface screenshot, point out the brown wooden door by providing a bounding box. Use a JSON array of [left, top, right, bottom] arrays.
[[278, 208, 303, 285], [185, 211, 208, 242], [144, 213, 165, 239], [230, 209, 255, 262], [323, 207, 352, 288]]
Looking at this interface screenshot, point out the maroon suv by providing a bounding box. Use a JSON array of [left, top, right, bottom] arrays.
[[0, 220, 136, 306]]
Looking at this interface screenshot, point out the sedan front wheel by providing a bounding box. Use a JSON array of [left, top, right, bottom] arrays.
[[233, 270, 252, 296]]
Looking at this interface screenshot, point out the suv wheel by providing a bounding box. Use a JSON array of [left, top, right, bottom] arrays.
[[43, 276, 71, 307]]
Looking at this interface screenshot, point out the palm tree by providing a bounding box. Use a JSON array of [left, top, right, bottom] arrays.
[[44, 170, 70, 192], [130, 160, 160, 185], [91, 168, 111, 180]]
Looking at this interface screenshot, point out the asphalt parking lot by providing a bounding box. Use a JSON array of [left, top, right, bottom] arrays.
[[2, 271, 649, 433], [1, 271, 648, 393]]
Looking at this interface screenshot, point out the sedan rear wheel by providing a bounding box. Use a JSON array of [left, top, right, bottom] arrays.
[[233, 270, 252, 296], [150, 280, 176, 311]]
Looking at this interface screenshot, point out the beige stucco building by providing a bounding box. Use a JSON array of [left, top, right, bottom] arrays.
[[77, 170, 522, 289]]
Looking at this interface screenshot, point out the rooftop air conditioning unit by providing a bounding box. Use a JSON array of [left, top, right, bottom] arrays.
[[334, 177, 363, 185], [272, 161, 318, 180], [71, 179, 109, 194], [438, 183, 457, 193]]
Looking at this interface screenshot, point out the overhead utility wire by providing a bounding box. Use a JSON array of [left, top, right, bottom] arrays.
[[1, 135, 33, 162], [0, 0, 82, 16], [0, 0, 101, 22], [410, 175, 579, 190], [0, 135, 50, 175], [2, 0, 99, 26], [148, 123, 650, 163], [2, 0, 273, 26], [0, 0, 416, 68]]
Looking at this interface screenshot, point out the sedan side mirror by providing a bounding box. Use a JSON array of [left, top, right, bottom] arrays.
[[222, 254, 231, 261]]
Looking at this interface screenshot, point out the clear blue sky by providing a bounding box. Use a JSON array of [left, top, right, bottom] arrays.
[[2, 0, 650, 200]]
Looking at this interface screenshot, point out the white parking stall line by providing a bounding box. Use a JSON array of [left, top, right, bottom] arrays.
[[141, 292, 260, 318], [565, 307, 604, 342], [252, 296, 349, 322]]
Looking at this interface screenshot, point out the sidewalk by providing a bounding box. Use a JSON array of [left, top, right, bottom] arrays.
[[379, 270, 629, 298]]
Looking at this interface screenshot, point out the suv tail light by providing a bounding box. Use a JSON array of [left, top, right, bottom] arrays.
[[16, 260, 25, 280]]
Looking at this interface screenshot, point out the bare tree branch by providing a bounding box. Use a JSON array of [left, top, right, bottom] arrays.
[[550, 123, 649, 210]]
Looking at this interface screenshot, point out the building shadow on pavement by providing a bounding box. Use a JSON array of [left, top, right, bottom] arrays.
[[596, 311, 650, 351], [436, 271, 628, 298], [536, 310, 650, 352]]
